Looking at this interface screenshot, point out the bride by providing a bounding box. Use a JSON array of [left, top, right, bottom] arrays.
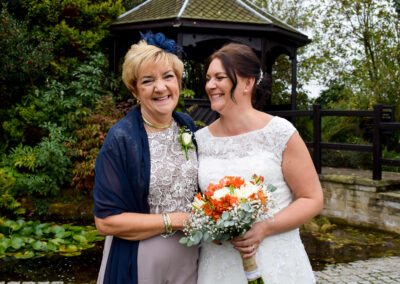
[[195, 43, 324, 284]]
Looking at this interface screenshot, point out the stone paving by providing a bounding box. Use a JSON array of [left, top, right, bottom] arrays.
[[314, 256, 400, 283], [1, 256, 400, 283]]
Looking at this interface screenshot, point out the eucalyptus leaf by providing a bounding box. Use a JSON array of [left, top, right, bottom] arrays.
[[192, 231, 203, 244], [179, 237, 188, 245], [222, 211, 230, 221], [224, 220, 235, 227], [203, 231, 210, 242], [216, 219, 224, 229], [221, 233, 230, 241], [267, 184, 277, 192], [241, 203, 250, 211]]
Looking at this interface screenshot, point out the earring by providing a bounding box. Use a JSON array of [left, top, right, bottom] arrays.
[[133, 94, 141, 106]]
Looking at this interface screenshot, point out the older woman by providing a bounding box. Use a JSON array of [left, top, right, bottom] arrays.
[[93, 33, 198, 284]]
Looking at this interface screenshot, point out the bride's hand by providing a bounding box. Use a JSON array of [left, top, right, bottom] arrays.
[[231, 221, 267, 258]]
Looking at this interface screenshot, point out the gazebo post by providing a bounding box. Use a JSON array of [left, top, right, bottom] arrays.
[[291, 50, 298, 111]]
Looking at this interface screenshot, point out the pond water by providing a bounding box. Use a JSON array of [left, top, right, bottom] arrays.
[[1, 220, 400, 283]]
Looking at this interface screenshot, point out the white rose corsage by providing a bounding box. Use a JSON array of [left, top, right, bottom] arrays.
[[178, 126, 196, 160]]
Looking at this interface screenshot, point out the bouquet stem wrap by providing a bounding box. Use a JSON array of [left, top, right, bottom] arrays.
[[241, 253, 264, 283]]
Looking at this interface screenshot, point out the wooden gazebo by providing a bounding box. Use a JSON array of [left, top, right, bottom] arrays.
[[109, 0, 311, 116]]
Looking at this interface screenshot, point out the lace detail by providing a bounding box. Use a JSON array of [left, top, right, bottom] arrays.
[[196, 116, 315, 284], [147, 121, 198, 214]]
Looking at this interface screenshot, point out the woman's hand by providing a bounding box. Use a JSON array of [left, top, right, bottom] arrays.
[[231, 221, 269, 258]]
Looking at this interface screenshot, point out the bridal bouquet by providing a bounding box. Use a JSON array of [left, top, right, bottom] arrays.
[[179, 174, 276, 284]]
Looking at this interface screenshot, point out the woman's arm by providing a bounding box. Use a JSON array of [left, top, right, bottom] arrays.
[[232, 132, 323, 257], [95, 212, 189, 241]]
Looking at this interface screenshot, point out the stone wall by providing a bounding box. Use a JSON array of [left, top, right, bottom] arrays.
[[320, 173, 400, 234]]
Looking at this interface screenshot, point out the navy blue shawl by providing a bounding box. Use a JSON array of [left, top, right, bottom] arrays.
[[93, 107, 197, 284]]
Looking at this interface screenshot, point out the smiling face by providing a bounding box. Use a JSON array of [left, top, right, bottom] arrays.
[[136, 60, 180, 123], [205, 58, 237, 114]]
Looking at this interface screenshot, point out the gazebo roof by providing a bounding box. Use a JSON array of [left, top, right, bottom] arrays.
[[112, 0, 303, 36]]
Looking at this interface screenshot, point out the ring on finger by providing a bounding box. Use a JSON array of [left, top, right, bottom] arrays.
[[250, 244, 255, 251]]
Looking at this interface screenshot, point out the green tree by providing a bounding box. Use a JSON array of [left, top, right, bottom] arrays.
[[302, 0, 400, 112], [14, 0, 124, 78], [0, 5, 54, 109]]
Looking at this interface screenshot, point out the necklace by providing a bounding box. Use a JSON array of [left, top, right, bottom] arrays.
[[142, 115, 172, 129]]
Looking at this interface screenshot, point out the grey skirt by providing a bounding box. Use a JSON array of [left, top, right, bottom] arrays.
[[97, 232, 199, 284]]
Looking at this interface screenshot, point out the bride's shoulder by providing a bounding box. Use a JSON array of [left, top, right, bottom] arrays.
[[195, 125, 211, 140], [263, 114, 295, 131]]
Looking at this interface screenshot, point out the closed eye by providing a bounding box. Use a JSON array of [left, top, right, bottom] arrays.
[[141, 79, 153, 84], [164, 74, 175, 80]]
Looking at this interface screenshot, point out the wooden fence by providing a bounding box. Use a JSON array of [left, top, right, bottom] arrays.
[[268, 104, 400, 180]]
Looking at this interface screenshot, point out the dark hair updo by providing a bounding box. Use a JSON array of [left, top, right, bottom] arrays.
[[204, 42, 268, 105]]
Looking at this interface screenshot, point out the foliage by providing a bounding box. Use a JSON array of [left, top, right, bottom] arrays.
[[2, 52, 111, 149], [176, 88, 196, 113], [0, 168, 24, 216], [382, 146, 400, 172], [270, 55, 312, 110], [314, 80, 347, 108], [0, 5, 54, 109], [302, 0, 400, 113], [1, 124, 73, 215], [183, 60, 205, 99], [13, 0, 125, 79], [0, 218, 104, 258], [67, 95, 133, 195], [394, 0, 400, 15]]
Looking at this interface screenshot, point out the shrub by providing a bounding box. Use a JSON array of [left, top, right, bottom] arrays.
[[67, 95, 134, 195], [18, 0, 124, 78], [0, 167, 25, 216], [1, 123, 73, 215], [0, 4, 54, 109]]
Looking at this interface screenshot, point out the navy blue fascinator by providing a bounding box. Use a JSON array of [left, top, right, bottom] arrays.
[[140, 31, 183, 55]]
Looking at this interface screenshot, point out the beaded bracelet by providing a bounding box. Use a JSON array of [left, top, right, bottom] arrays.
[[161, 213, 175, 238]]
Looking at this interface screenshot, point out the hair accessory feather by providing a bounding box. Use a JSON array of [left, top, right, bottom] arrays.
[[140, 31, 183, 55]]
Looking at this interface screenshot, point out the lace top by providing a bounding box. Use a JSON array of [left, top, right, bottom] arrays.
[[147, 120, 198, 214], [195, 116, 316, 284], [196, 116, 297, 213]]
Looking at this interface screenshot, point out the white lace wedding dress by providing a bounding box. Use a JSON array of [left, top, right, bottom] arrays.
[[195, 116, 316, 284]]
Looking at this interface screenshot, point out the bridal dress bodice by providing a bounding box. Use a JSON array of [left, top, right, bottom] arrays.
[[195, 116, 316, 284]]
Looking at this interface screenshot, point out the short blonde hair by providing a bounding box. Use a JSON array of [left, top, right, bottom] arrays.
[[122, 40, 184, 95]]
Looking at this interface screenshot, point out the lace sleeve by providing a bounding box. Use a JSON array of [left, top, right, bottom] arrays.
[[268, 117, 297, 162]]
